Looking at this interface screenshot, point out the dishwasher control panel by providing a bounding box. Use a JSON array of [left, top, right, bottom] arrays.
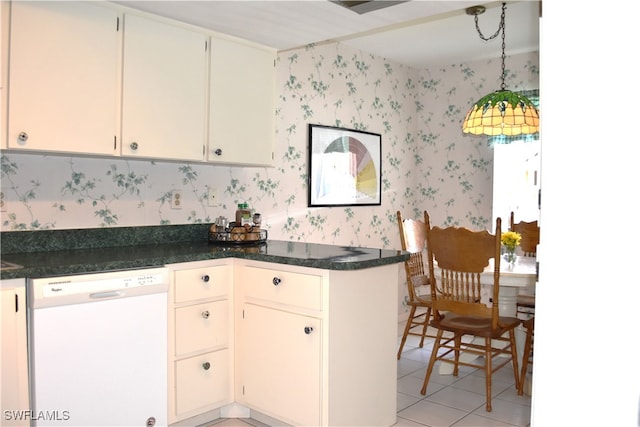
[[29, 267, 169, 308]]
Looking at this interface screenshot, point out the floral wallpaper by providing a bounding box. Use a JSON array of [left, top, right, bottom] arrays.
[[1, 41, 538, 317]]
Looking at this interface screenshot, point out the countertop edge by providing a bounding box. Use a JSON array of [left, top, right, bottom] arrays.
[[1, 241, 408, 280]]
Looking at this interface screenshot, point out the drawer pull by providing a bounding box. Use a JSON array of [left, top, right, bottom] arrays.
[[202, 362, 211, 370], [18, 132, 29, 142], [130, 141, 138, 150], [202, 310, 210, 319], [304, 326, 314, 334], [272, 277, 282, 286], [201, 274, 210, 282]]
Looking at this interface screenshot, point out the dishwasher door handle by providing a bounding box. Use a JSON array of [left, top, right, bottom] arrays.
[[89, 290, 125, 299]]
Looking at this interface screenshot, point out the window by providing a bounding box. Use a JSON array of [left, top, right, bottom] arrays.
[[492, 89, 540, 229]]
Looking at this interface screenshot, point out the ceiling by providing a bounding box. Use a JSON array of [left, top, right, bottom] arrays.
[[112, 0, 540, 69]]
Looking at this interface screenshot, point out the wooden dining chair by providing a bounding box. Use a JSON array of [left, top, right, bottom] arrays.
[[510, 211, 540, 316], [421, 212, 521, 412], [510, 211, 540, 257], [395, 211, 437, 360], [518, 316, 535, 395]]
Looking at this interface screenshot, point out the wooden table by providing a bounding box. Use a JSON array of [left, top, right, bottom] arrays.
[[438, 256, 536, 374]]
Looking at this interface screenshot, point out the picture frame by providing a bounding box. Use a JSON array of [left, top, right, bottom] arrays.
[[308, 124, 382, 207]]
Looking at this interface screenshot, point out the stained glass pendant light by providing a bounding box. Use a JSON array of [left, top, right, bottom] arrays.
[[462, 3, 539, 136]]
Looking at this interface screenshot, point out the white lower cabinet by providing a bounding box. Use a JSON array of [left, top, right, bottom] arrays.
[[168, 257, 399, 426], [235, 260, 399, 426], [168, 260, 233, 424], [0, 279, 29, 427], [239, 303, 321, 426]]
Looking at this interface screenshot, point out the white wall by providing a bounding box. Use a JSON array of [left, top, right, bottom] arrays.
[[532, 2, 640, 425]]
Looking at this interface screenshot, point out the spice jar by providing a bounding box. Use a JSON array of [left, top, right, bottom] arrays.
[[235, 203, 251, 226]]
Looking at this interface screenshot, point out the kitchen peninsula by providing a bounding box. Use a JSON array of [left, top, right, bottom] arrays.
[[0, 224, 406, 426]]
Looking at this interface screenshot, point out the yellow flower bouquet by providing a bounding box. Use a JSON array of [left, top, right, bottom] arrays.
[[501, 231, 522, 250], [501, 231, 522, 265]]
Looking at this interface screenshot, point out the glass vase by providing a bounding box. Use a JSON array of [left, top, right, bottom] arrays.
[[503, 247, 517, 266]]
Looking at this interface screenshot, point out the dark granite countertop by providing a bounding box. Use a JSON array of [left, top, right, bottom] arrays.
[[0, 224, 408, 280]]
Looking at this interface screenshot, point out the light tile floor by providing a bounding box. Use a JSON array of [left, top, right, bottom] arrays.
[[205, 324, 532, 427], [395, 328, 531, 427]]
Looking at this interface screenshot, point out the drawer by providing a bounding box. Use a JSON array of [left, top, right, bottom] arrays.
[[175, 300, 229, 355], [174, 265, 231, 303], [175, 349, 230, 415], [240, 265, 322, 311]]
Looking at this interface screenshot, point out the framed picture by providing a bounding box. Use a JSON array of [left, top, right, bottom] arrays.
[[308, 124, 382, 207]]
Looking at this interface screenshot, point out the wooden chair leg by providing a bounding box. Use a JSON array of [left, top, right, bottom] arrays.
[[397, 305, 417, 360], [453, 334, 462, 376], [418, 307, 431, 348], [421, 329, 443, 395], [485, 338, 493, 412], [509, 330, 520, 394], [518, 323, 533, 395]]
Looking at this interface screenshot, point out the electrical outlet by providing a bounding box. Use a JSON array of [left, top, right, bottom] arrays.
[[207, 188, 218, 207], [171, 190, 182, 210]]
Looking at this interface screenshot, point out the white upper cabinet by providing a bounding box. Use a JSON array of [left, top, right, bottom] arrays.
[[121, 14, 208, 161], [6, 2, 119, 155], [208, 37, 276, 166], [3, 3, 275, 165]]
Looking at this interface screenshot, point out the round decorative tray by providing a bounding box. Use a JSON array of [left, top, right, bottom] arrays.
[[208, 227, 268, 245]]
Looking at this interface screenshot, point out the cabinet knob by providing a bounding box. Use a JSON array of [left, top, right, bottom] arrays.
[[214, 148, 222, 156], [202, 362, 211, 370], [202, 310, 210, 319], [130, 141, 138, 150], [272, 277, 282, 286], [18, 132, 29, 142], [201, 274, 210, 282], [304, 326, 314, 334]]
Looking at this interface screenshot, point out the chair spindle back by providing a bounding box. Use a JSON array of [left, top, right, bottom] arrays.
[[425, 212, 503, 329]]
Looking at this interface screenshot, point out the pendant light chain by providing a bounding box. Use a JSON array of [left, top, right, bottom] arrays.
[[500, 5, 506, 91], [474, 3, 507, 91]]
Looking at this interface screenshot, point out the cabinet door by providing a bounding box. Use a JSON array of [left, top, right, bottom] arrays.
[[209, 37, 275, 166], [0, 280, 29, 426], [237, 303, 321, 426], [121, 14, 207, 161], [7, 2, 118, 155]]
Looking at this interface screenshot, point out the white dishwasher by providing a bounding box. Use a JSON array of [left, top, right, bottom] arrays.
[[27, 267, 169, 427]]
